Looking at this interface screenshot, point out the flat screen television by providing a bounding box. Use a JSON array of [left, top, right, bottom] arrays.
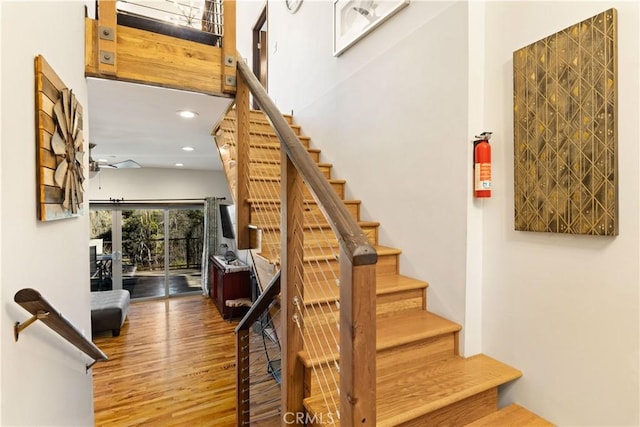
[[219, 204, 235, 239]]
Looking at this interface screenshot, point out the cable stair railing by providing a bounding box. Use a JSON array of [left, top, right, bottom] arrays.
[[236, 271, 283, 425], [217, 57, 377, 426]]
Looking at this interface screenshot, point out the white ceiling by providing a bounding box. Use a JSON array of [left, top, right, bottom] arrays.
[[86, 77, 233, 171]]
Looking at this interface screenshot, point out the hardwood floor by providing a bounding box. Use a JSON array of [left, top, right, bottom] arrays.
[[92, 295, 237, 426]]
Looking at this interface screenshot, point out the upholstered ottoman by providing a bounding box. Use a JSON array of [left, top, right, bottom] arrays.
[[91, 289, 130, 337]]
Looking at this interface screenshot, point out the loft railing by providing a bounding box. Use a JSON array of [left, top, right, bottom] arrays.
[[232, 58, 377, 425], [14, 288, 108, 370], [116, 0, 223, 36], [236, 271, 282, 425], [86, 0, 236, 95]]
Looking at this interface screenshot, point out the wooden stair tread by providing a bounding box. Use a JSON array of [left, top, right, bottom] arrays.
[[253, 220, 379, 231], [221, 119, 303, 135], [257, 244, 393, 269], [249, 176, 345, 184], [465, 404, 554, 426], [303, 245, 397, 263], [304, 354, 522, 427], [228, 141, 320, 152], [304, 273, 428, 306], [225, 109, 293, 124], [299, 310, 458, 367], [248, 197, 359, 206], [248, 159, 333, 169]]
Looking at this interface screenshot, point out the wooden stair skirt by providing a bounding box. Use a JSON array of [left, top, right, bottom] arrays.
[[218, 110, 552, 427]]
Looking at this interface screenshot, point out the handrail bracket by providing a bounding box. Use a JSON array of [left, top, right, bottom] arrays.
[[14, 310, 50, 342]]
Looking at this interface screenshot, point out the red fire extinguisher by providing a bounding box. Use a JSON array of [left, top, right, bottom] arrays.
[[473, 132, 492, 198]]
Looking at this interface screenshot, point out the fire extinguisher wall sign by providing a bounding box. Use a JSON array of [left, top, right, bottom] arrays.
[[473, 132, 492, 198]]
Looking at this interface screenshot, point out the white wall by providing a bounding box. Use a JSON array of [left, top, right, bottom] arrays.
[[0, 2, 3, 422], [238, 0, 474, 351], [87, 168, 232, 201], [1, 2, 94, 425], [482, 2, 639, 425], [238, 0, 640, 424]]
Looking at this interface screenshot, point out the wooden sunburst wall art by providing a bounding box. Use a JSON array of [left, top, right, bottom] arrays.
[[513, 9, 618, 236], [35, 55, 85, 221]]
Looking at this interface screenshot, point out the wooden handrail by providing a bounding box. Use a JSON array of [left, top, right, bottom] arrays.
[[235, 59, 377, 267], [14, 288, 108, 368], [235, 271, 281, 333]]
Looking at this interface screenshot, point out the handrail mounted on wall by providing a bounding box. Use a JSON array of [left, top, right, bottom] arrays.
[[14, 288, 108, 370]]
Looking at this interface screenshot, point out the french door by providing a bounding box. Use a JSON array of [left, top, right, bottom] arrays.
[[90, 205, 204, 300]]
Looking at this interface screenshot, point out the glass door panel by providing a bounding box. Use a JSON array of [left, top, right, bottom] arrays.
[[121, 209, 165, 300], [90, 210, 114, 291], [168, 208, 204, 296], [90, 205, 205, 299]]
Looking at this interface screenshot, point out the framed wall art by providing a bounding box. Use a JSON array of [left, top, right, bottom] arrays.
[[35, 55, 86, 221], [513, 9, 617, 236], [333, 0, 409, 57]]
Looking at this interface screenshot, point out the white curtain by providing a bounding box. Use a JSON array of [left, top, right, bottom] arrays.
[[201, 197, 220, 296]]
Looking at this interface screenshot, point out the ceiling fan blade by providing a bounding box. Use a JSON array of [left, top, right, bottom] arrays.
[[113, 159, 142, 169]]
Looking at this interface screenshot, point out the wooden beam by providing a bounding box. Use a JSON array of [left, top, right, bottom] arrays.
[[280, 154, 305, 424], [340, 255, 377, 425], [235, 72, 251, 249], [221, 0, 237, 94], [97, 0, 117, 75], [85, 19, 226, 96]]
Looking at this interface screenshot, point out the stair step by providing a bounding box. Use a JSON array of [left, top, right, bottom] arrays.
[[465, 404, 554, 426], [225, 109, 293, 124], [299, 310, 457, 368], [259, 220, 379, 250], [249, 198, 360, 224], [304, 354, 522, 427], [250, 161, 333, 179], [220, 116, 301, 135], [257, 245, 397, 282], [247, 133, 310, 148], [249, 144, 321, 163], [301, 246, 398, 281], [304, 273, 427, 306], [249, 176, 345, 200]]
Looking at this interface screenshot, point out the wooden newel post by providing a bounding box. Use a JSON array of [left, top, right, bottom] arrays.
[[340, 249, 377, 425], [235, 71, 251, 249], [280, 153, 306, 425]]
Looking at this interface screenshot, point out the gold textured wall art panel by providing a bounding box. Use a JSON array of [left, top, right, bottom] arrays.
[[513, 9, 617, 235]]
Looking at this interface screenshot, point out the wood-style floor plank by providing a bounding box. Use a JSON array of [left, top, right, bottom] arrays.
[[93, 295, 237, 426]]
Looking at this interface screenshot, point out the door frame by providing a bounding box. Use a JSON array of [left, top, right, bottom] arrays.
[[252, 6, 268, 109]]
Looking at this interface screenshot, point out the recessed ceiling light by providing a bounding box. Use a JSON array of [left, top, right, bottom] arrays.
[[175, 163, 184, 167], [182, 146, 195, 151], [98, 158, 109, 163], [177, 110, 198, 119]]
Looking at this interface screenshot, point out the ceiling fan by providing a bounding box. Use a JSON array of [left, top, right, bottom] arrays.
[[89, 143, 141, 173]]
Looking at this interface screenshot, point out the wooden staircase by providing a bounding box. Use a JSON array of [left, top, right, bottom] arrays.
[[218, 110, 553, 426]]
